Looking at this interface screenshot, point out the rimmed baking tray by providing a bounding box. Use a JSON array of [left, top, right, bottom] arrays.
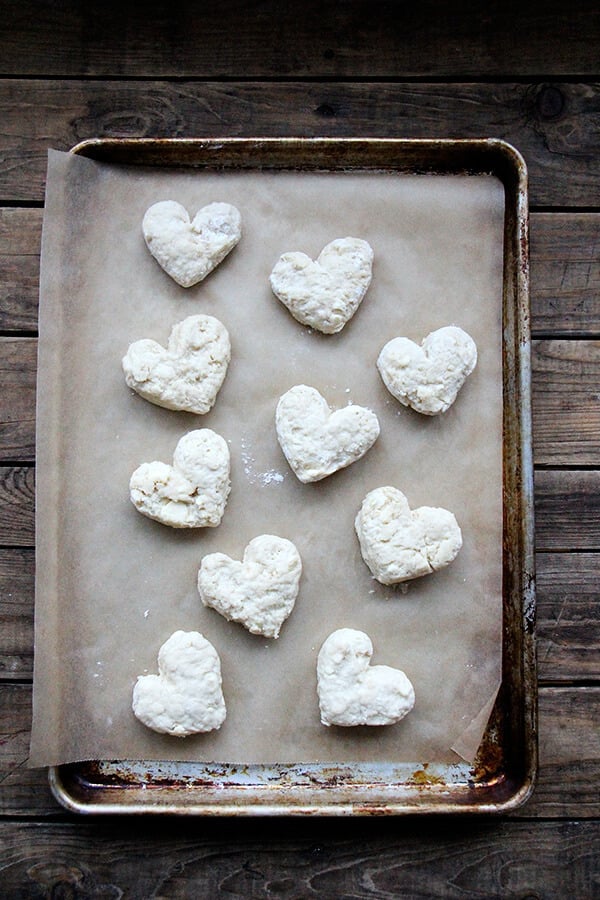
[[45, 137, 536, 815]]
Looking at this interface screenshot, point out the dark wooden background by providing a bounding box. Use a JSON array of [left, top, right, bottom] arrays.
[[1, 1, 599, 895]]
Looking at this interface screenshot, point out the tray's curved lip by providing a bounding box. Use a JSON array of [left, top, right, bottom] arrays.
[[48, 757, 537, 817], [68, 135, 527, 185], [42, 136, 535, 816]]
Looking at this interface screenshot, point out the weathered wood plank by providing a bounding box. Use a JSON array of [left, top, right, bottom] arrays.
[[0, 684, 58, 817], [1, 0, 599, 78], [0, 208, 42, 256], [530, 214, 600, 337], [3, 211, 600, 338], [0, 208, 42, 332], [536, 552, 600, 682], [0, 548, 34, 680], [534, 470, 600, 551], [4, 336, 600, 466], [532, 340, 600, 466], [0, 818, 598, 897], [0, 467, 35, 546], [1, 684, 598, 818], [0, 338, 36, 461], [519, 688, 600, 819], [1, 81, 600, 206]]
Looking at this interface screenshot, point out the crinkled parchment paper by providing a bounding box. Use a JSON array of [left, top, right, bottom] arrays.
[[30, 149, 504, 767]]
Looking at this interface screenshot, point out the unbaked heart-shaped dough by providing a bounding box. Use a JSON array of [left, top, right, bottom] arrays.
[[377, 325, 477, 415], [129, 429, 230, 528], [276, 384, 380, 483], [317, 628, 415, 727], [198, 534, 302, 638], [132, 630, 226, 736], [122, 314, 231, 414], [355, 486, 462, 584], [142, 200, 241, 287], [269, 237, 374, 333]]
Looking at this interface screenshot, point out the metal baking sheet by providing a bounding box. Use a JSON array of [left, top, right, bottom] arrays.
[[45, 137, 536, 815]]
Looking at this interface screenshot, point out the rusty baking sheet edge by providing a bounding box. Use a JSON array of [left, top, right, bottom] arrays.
[[48, 137, 536, 816]]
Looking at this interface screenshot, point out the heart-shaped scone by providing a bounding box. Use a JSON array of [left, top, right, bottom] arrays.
[[276, 384, 380, 483], [377, 325, 477, 415], [142, 200, 241, 287], [269, 237, 374, 334], [122, 314, 230, 414], [132, 630, 226, 736], [129, 429, 230, 528], [317, 628, 415, 727], [355, 486, 462, 585], [198, 534, 302, 638]]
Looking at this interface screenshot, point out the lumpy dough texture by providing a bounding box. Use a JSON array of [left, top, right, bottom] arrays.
[[269, 237, 373, 334], [132, 630, 226, 736], [317, 628, 415, 727], [377, 325, 477, 415], [122, 314, 231, 414], [275, 384, 380, 482], [355, 486, 462, 584], [129, 429, 231, 529], [142, 200, 241, 287], [198, 534, 302, 638]]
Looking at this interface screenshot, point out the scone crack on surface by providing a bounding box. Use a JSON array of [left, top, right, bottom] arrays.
[[355, 486, 463, 584], [122, 314, 231, 414], [142, 200, 242, 287], [317, 628, 415, 727], [132, 630, 226, 736], [276, 384, 380, 483], [377, 325, 477, 415], [129, 428, 231, 528], [198, 534, 302, 638], [269, 236, 374, 333]]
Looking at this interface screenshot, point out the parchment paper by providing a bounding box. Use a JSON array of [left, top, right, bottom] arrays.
[[30, 149, 505, 768]]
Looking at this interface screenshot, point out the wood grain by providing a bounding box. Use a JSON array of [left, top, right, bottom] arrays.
[[0, 819, 597, 897], [531, 214, 600, 337], [0, 548, 34, 680], [3, 211, 600, 338], [1, 81, 600, 205], [535, 470, 600, 551], [536, 553, 600, 682], [0, 467, 34, 546], [521, 688, 600, 820], [0, 209, 41, 333], [0, 338, 36, 461], [532, 340, 600, 466], [1, 0, 599, 78], [0, 684, 56, 817]]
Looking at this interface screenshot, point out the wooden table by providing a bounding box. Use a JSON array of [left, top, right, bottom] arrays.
[[1, 2, 598, 894]]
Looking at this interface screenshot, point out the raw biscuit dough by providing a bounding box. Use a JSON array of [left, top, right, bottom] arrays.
[[122, 314, 231, 414], [132, 630, 226, 736], [129, 429, 231, 528], [355, 486, 463, 585], [269, 237, 374, 334], [377, 325, 478, 415], [142, 200, 241, 287], [317, 628, 415, 727], [276, 384, 380, 483], [198, 534, 302, 638]]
